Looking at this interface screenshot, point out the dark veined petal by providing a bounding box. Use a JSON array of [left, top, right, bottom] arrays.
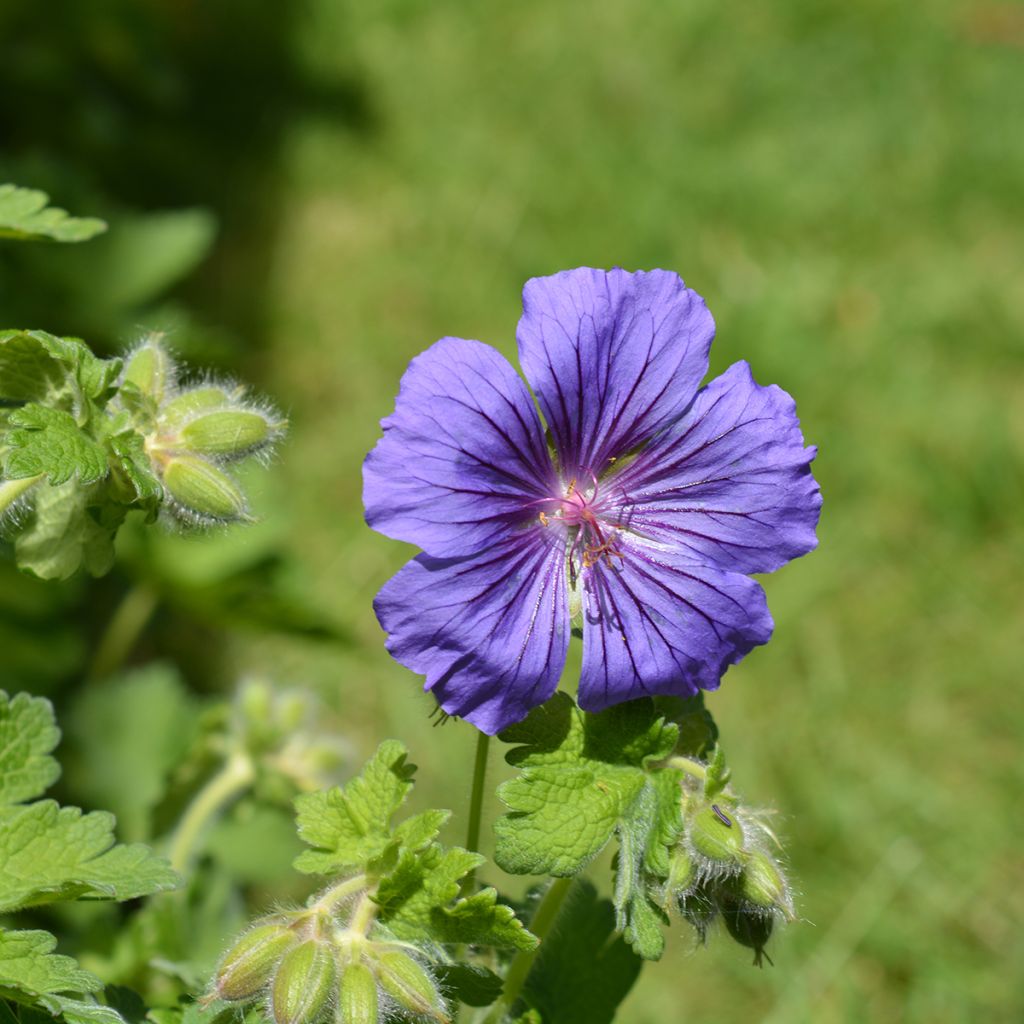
[[577, 533, 773, 712], [364, 337, 556, 559], [374, 527, 570, 735], [608, 361, 821, 574], [516, 268, 714, 478]]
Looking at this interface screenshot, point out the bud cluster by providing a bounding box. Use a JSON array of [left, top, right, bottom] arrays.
[[120, 335, 285, 525], [211, 886, 449, 1024], [662, 754, 795, 966]]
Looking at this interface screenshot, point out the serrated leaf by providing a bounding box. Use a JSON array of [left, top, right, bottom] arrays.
[[4, 405, 108, 486], [518, 881, 642, 1024], [376, 845, 537, 952], [0, 930, 101, 999], [13, 480, 120, 581], [0, 692, 60, 807], [0, 185, 107, 243], [293, 740, 415, 874], [433, 963, 503, 1008], [0, 331, 117, 408], [0, 802, 179, 912], [107, 430, 163, 510], [494, 693, 684, 960]]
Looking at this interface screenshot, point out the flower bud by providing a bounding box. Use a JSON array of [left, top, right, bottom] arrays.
[[375, 951, 447, 1023], [0, 474, 43, 520], [158, 386, 233, 430], [272, 940, 337, 1024], [162, 454, 249, 523], [721, 897, 774, 967], [179, 409, 281, 458], [689, 804, 744, 868], [123, 339, 174, 402], [215, 923, 298, 1001], [337, 961, 378, 1024], [739, 850, 791, 917]]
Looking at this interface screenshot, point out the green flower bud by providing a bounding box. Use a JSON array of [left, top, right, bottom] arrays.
[[162, 454, 249, 523], [739, 850, 791, 917], [215, 923, 299, 1001], [337, 961, 378, 1024], [0, 474, 43, 519], [179, 409, 281, 458], [124, 338, 173, 402], [375, 951, 448, 1023], [722, 897, 774, 967], [158, 386, 233, 430], [272, 940, 337, 1024], [689, 804, 744, 867]]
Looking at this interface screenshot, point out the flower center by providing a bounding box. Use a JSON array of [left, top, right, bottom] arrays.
[[538, 477, 623, 579]]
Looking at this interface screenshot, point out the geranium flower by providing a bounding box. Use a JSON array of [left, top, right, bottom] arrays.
[[364, 268, 820, 734]]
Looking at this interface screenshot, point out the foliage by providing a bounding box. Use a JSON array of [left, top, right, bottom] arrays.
[[0, 186, 106, 244], [0, 692, 177, 1024]]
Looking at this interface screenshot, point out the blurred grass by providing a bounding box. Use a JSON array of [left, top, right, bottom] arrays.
[[240, 1, 1024, 1021]]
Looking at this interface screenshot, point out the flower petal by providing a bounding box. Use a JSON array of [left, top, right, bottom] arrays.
[[364, 337, 556, 558], [516, 268, 715, 478], [608, 361, 821, 574], [374, 527, 570, 734], [577, 533, 773, 711]]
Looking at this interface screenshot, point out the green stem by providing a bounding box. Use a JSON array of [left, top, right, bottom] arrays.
[[89, 582, 160, 681], [0, 474, 44, 515], [461, 731, 491, 894], [168, 750, 255, 873], [313, 874, 369, 913], [666, 755, 707, 781], [483, 877, 573, 1024]]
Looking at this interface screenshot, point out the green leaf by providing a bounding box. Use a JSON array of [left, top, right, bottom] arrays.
[[0, 185, 107, 244], [432, 963, 503, 1008], [0, 693, 60, 808], [494, 693, 684, 960], [107, 430, 163, 511], [4, 406, 108, 486], [517, 881, 643, 1024], [12, 480, 120, 581], [0, 930, 102, 1000], [293, 740, 416, 875], [0, 802, 179, 912], [0, 331, 118, 408], [375, 845, 538, 952]]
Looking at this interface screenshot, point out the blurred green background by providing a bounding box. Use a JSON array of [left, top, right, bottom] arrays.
[[2, 0, 1022, 1021]]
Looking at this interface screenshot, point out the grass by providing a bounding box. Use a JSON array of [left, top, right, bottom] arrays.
[[205, 1, 1023, 1020]]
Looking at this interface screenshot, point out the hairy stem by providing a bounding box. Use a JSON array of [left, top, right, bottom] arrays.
[[483, 877, 573, 1023], [168, 750, 256, 873], [461, 731, 491, 894], [666, 755, 707, 781], [88, 582, 160, 681]]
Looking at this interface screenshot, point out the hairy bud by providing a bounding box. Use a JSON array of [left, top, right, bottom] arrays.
[[158, 386, 234, 431], [337, 961, 378, 1024], [215, 923, 298, 1001], [688, 804, 745, 869], [162, 454, 249, 523], [375, 951, 448, 1023], [739, 850, 792, 917], [179, 409, 282, 459], [123, 338, 174, 403], [272, 940, 336, 1024]]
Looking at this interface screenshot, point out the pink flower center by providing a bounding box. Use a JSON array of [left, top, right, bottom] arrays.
[[538, 477, 623, 581]]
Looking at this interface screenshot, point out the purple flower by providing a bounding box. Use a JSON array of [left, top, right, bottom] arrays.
[[364, 268, 821, 735]]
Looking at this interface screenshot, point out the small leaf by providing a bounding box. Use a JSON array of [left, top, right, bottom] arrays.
[[5, 405, 108, 486], [0, 185, 107, 243], [433, 963, 503, 1008], [0, 929, 102, 999], [0, 692, 60, 808], [293, 740, 415, 875]]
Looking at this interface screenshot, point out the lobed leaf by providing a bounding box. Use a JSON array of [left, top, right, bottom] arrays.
[[293, 740, 416, 874], [494, 693, 686, 959], [0, 185, 107, 244], [4, 406, 109, 486]]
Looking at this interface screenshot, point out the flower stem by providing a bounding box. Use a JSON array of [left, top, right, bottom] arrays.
[[666, 755, 707, 781], [483, 877, 573, 1023], [168, 750, 256, 873], [88, 582, 160, 681], [461, 731, 491, 894]]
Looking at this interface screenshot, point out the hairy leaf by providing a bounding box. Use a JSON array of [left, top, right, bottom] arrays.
[[0, 693, 60, 808], [0, 185, 106, 243], [293, 740, 417, 874], [494, 693, 686, 959], [4, 406, 108, 486], [376, 845, 537, 952]]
